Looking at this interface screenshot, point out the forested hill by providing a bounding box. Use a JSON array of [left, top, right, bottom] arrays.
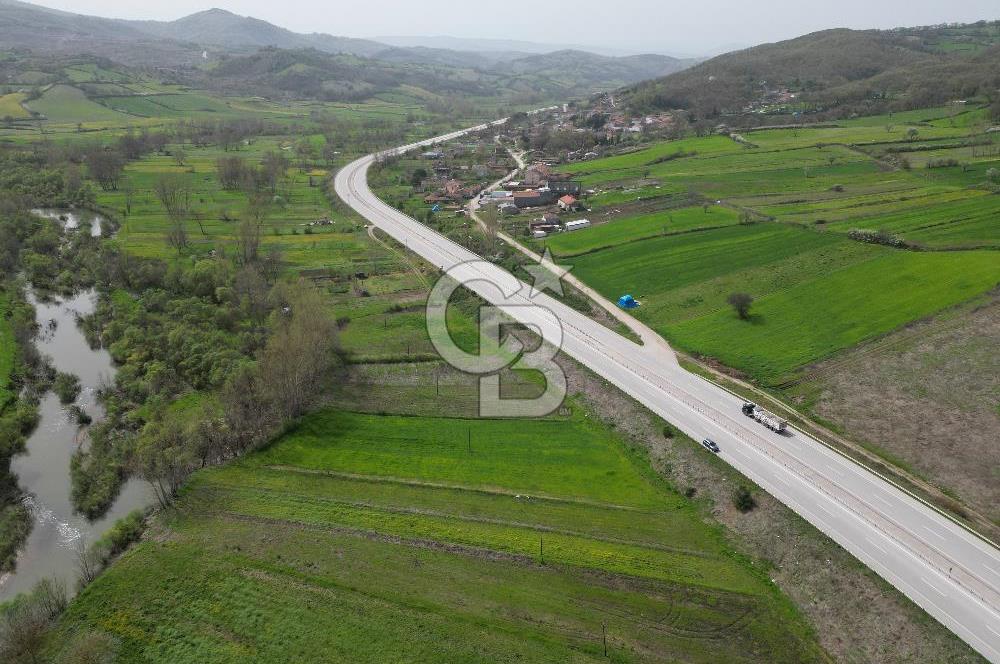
[[623, 22, 1000, 120]]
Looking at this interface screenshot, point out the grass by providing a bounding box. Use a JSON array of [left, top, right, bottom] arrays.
[[666, 250, 1000, 383], [540, 205, 742, 258], [45, 408, 825, 663], [25, 84, 129, 123], [0, 92, 30, 120], [539, 106, 1000, 385]]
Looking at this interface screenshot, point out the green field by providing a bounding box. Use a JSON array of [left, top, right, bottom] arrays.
[[543, 106, 1000, 382], [0, 92, 30, 120], [46, 409, 824, 663], [25, 84, 129, 123], [542, 205, 742, 257]]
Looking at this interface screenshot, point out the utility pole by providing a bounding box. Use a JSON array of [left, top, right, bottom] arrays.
[[467, 427, 471, 454], [539, 536, 544, 564], [602, 622, 607, 657]]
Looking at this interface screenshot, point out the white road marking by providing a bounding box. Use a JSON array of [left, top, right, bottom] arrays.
[[871, 493, 894, 509], [987, 623, 1000, 639], [922, 577, 948, 597], [866, 537, 889, 556], [924, 526, 946, 542]]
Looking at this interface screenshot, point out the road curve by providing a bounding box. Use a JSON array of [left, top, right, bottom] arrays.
[[335, 122, 1000, 662]]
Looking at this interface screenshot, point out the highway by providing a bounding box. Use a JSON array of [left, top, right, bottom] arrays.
[[335, 121, 1000, 662]]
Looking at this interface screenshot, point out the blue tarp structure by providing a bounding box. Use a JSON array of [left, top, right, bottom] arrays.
[[617, 294, 639, 309]]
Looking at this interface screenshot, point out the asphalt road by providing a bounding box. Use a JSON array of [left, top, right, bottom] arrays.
[[335, 123, 1000, 662]]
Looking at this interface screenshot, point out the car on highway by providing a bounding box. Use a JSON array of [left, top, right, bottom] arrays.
[[701, 438, 720, 453]]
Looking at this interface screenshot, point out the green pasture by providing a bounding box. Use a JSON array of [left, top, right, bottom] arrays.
[[45, 408, 824, 663]]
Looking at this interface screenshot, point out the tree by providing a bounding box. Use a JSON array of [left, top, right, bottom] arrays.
[[727, 292, 753, 320], [257, 280, 341, 420], [173, 148, 187, 167], [906, 127, 919, 141], [216, 156, 248, 191], [480, 203, 499, 253], [85, 147, 124, 191], [155, 174, 191, 253], [987, 167, 999, 184]]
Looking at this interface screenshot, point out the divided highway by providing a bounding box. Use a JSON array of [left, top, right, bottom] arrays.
[[335, 122, 1000, 662]]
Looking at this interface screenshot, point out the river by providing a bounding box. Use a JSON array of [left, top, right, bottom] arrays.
[[0, 289, 154, 601]]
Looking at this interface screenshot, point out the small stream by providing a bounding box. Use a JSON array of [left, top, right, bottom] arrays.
[[0, 289, 153, 601], [31, 208, 105, 238]]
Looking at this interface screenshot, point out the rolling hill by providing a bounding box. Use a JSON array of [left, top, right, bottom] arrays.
[[624, 22, 1000, 121]]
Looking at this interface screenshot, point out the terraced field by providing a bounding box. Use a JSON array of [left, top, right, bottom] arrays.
[[542, 105, 1000, 383], [46, 409, 824, 663]]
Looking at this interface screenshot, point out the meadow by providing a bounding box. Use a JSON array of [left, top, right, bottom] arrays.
[[45, 408, 825, 663], [537, 104, 1000, 383]]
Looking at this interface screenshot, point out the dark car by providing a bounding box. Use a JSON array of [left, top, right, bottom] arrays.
[[701, 438, 720, 453]]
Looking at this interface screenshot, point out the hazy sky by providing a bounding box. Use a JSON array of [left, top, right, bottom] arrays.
[[29, 0, 1000, 55]]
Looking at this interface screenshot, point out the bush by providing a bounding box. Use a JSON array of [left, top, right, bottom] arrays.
[[847, 228, 906, 248], [733, 486, 756, 513], [661, 424, 675, 439], [53, 372, 82, 404]]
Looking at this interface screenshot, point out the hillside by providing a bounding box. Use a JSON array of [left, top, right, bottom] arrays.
[[124, 8, 387, 57], [624, 22, 1000, 121]]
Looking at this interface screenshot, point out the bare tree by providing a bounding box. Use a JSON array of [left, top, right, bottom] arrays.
[[85, 148, 125, 191], [480, 203, 500, 253], [257, 280, 341, 420], [156, 174, 191, 253]]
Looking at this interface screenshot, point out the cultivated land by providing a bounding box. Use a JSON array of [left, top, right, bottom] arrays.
[[537, 105, 1000, 387], [2, 44, 995, 662], [44, 408, 826, 663], [789, 294, 1000, 522]]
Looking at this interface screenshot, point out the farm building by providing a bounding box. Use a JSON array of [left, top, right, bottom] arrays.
[[558, 195, 579, 211], [564, 219, 591, 232]]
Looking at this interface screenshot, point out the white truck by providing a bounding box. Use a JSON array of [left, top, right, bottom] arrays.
[[741, 402, 788, 433]]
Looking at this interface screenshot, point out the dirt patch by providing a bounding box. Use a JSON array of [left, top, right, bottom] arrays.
[[555, 351, 985, 664], [799, 296, 1000, 523]]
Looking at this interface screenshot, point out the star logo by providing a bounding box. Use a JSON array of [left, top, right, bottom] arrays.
[[522, 248, 572, 299]]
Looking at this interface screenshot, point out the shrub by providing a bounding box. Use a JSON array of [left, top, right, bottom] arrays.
[[662, 424, 675, 439], [53, 372, 82, 404], [847, 228, 906, 248], [733, 486, 756, 512], [727, 292, 753, 320]]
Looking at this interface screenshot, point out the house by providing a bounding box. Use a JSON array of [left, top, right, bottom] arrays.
[[523, 163, 552, 186], [422, 151, 444, 159], [563, 219, 591, 232], [558, 195, 579, 211], [498, 202, 519, 216], [512, 190, 550, 208]]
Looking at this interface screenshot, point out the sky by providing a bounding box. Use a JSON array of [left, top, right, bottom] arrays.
[[27, 0, 1000, 56]]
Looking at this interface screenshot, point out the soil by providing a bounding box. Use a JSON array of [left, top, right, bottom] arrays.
[[801, 296, 1000, 523], [555, 350, 986, 664]]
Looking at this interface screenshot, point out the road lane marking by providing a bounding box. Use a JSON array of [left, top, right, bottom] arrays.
[[924, 526, 946, 542], [824, 463, 845, 478], [816, 502, 837, 518], [871, 493, 894, 509], [921, 577, 948, 597], [987, 623, 1000, 639], [866, 536, 889, 556]]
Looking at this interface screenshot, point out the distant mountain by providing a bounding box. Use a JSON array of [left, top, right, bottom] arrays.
[[500, 50, 696, 93], [374, 35, 644, 58], [124, 8, 386, 58], [624, 23, 1000, 120], [0, 0, 201, 65]]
